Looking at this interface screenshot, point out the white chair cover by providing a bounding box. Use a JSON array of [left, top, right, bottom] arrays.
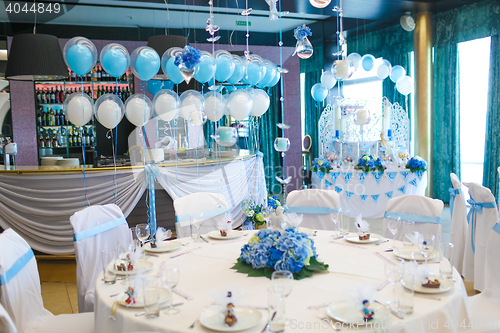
[[0, 229, 94, 333], [173, 193, 230, 238], [462, 182, 498, 292], [70, 204, 131, 313], [449, 173, 467, 274], [383, 195, 443, 243], [285, 189, 340, 230], [0, 300, 17, 333]]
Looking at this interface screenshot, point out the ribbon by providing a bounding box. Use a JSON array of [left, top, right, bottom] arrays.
[[400, 171, 410, 182], [145, 163, 161, 243], [346, 191, 354, 200], [285, 206, 340, 214], [383, 211, 442, 224], [371, 194, 379, 203], [358, 172, 366, 184], [342, 172, 352, 184], [466, 198, 497, 253], [385, 191, 393, 199], [334, 186, 343, 193], [409, 179, 418, 187], [73, 216, 127, 242], [386, 172, 397, 183], [493, 223, 500, 235], [324, 180, 333, 189], [0, 248, 34, 286], [448, 188, 461, 219], [398, 185, 406, 194], [372, 171, 383, 184], [360, 194, 367, 203], [416, 170, 424, 181], [316, 171, 326, 183], [330, 171, 340, 183]]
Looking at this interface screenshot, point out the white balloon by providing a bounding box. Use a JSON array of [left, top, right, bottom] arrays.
[[65, 94, 93, 127], [125, 94, 153, 127], [250, 89, 270, 117], [320, 72, 337, 89], [396, 76, 414, 96], [346, 53, 362, 71], [154, 90, 179, 122], [97, 99, 122, 129], [376, 60, 392, 80], [189, 111, 208, 126], [179, 90, 204, 120], [204, 91, 225, 122], [227, 90, 253, 121]]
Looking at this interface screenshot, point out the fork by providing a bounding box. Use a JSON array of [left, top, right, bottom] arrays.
[[189, 318, 199, 329]]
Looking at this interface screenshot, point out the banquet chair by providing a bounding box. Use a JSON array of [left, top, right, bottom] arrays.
[[285, 189, 340, 230], [465, 221, 500, 332], [0, 229, 94, 333], [173, 192, 230, 238], [462, 182, 498, 292], [382, 195, 444, 243], [0, 302, 17, 333], [70, 203, 132, 313], [449, 173, 467, 275]]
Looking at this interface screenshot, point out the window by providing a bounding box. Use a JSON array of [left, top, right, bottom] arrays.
[[342, 58, 383, 102], [458, 37, 491, 187]]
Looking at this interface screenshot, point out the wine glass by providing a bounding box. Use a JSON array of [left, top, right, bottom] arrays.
[[160, 264, 180, 315], [262, 207, 272, 229], [271, 270, 293, 298], [135, 223, 150, 258], [384, 259, 404, 310], [419, 234, 436, 267], [386, 215, 401, 250], [330, 208, 342, 238], [191, 212, 205, 243], [340, 209, 350, 236]]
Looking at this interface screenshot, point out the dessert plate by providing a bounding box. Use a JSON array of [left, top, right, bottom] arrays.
[[207, 230, 243, 240], [199, 306, 263, 331], [326, 302, 389, 325], [393, 247, 439, 261], [109, 260, 154, 276], [117, 287, 170, 308], [402, 276, 454, 294], [144, 240, 182, 253], [344, 234, 382, 244]]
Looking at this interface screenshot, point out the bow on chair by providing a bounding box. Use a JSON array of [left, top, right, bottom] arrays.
[[466, 197, 497, 253], [449, 188, 461, 218]]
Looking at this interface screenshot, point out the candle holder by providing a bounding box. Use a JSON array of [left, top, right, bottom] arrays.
[[274, 137, 290, 157], [211, 126, 238, 147]]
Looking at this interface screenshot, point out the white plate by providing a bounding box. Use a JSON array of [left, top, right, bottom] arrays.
[[402, 276, 454, 294], [393, 247, 438, 261], [326, 302, 389, 325], [297, 227, 314, 235], [109, 260, 154, 276], [118, 287, 170, 308], [144, 240, 182, 253], [344, 233, 382, 244], [207, 230, 243, 240], [199, 306, 263, 332]]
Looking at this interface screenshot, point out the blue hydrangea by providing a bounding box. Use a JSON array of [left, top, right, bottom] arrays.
[[311, 158, 330, 171], [406, 157, 427, 172], [294, 24, 312, 41], [174, 45, 201, 70]]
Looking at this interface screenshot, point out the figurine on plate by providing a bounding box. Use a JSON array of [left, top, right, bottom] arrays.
[[362, 300, 374, 321], [354, 214, 370, 240], [224, 292, 238, 327]]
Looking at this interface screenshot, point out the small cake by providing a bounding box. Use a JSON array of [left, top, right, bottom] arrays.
[[422, 278, 441, 288], [220, 230, 227, 237], [359, 233, 370, 240], [224, 303, 237, 327]]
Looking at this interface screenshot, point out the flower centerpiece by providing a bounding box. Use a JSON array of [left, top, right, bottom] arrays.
[[406, 156, 427, 173], [242, 196, 281, 230], [355, 155, 385, 173], [311, 157, 332, 173], [232, 228, 328, 279]]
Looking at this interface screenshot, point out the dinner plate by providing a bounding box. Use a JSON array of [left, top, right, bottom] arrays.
[[297, 227, 314, 235], [393, 247, 439, 261], [109, 260, 154, 276], [402, 276, 454, 294], [326, 302, 389, 325], [199, 306, 263, 332], [207, 230, 243, 240], [144, 240, 182, 253], [117, 287, 170, 308], [344, 233, 382, 244]]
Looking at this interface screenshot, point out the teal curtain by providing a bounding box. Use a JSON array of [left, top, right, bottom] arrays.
[[302, 43, 324, 160], [260, 85, 281, 194], [483, 34, 500, 200]]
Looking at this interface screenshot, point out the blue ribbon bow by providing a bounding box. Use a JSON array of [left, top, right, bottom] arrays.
[[466, 198, 497, 253], [493, 223, 500, 235], [448, 188, 461, 219]]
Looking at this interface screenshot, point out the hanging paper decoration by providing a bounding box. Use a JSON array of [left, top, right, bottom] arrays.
[[358, 172, 366, 184], [398, 185, 406, 194], [386, 172, 397, 183], [324, 180, 333, 189], [372, 171, 383, 184], [346, 191, 354, 200], [416, 170, 424, 181], [385, 191, 393, 199], [371, 194, 379, 203], [316, 170, 325, 183], [293, 24, 313, 59], [360, 194, 367, 203], [330, 171, 340, 183], [409, 179, 418, 187], [400, 171, 410, 182], [335, 186, 343, 193], [174, 46, 201, 84], [342, 172, 352, 184]]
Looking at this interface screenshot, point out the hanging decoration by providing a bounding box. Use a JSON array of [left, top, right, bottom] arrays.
[[63, 37, 97, 76], [293, 24, 313, 59], [309, 0, 331, 8], [130, 46, 160, 82], [174, 45, 202, 84], [100, 43, 130, 78]]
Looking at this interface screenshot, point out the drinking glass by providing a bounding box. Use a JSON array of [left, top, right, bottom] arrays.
[[262, 207, 272, 229], [439, 242, 454, 279], [101, 249, 116, 284], [135, 223, 150, 258], [271, 270, 293, 298], [330, 208, 342, 238], [384, 259, 404, 310], [267, 287, 286, 333], [142, 277, 160, 318], [191, 212, 205, 243], [399, 268, 415, 315], [419, 234, 436, 267], [386, 215, 401, 250], [340, 209, 350, 236], [402, 220, 414, 247], [160, 264, 180, 315]]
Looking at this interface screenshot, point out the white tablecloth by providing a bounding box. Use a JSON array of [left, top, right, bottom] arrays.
[[95, 230, 470, 333], [311, 169, 427, 218]]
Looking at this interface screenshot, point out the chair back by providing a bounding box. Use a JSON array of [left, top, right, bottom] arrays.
[[383, 195, 443, 243], [463, 182, 498, 291], [449, 173, 467, 274], [285, 189, 340, 230], [482, 221, 500, 298], [0, 302, 17, 333], [70, 204, 131, 313], [173, 193, 230, 238], [0, 229, 52, 331]]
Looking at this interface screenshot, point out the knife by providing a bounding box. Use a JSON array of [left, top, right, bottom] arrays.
[[135, 303, 184, 316], [200, 235, 209, 243]]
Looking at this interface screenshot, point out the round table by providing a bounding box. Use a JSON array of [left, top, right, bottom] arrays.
[[95, 230, 470, 332]]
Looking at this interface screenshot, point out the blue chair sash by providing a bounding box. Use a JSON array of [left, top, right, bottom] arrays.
[[175, 207, 230, 224], [0, 248, 34, 286], [493, 223, 500, 236], [383, 211, 442, 224], [449, 188, 461, 218], [285, 206, 340, 215], [466, 198, 497, 253], [73, 216, 127, 242]]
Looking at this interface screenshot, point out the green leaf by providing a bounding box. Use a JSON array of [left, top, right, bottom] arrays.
[[231, 257, 329, 280]]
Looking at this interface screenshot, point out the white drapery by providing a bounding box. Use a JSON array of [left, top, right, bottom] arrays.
[[0, 156, 266, 255]]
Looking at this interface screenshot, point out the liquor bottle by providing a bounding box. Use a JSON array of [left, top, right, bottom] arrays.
[[37, 107, 43, 127], [97, 66, 102, 81], [46, 132, 52, 148], [49, 87, 55, 104], [42, 108, 47, 126], [59, 86, 65, 104], [40, 88, 46, 104], [50, 108, 55, 126], [77, 129, 82, 146], [92, 66, 98, 82], [55, 86, 60, 104], [90, 127, 95, 146], [85, 129, 90, 146], [39, 132, 45, 148]]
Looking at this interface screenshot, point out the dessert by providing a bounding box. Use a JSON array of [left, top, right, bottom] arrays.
[[117, 254, 134, 271], [220, 230, 227, 237], [422, 278, 441, 288], [359, 233, 370, 241]]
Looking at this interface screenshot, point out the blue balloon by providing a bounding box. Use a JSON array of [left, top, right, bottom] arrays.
[[102, 48, 128, 78], [390, 65, 406, 83], [256, 64, 277, 88], [241, 62, 263, 86], [162, 80, 174, 90], [214, 56, 235, 82], [268, 72, 281, 88], [225, 85, 237, 92], [66, 44, 93, 76], [194, 55, 216, 84], [134, 49, 160, 81], [227, 61, 245, 85], [361, 55, 375, 71], [311, 83, 328, 102], [147, 80, 163, 95], [165, 57, 184, 85]]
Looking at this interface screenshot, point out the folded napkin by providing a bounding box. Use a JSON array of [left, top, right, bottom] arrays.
[[354, 214, 370, 234], [342, 283, 377, 310], [208, 284, 246, 307], [217, 219, 234, 232], [156, 227, 172, 242], [285, 213, 303, 228], [132, 243, 143, 263], [406, 231, 424, 248]]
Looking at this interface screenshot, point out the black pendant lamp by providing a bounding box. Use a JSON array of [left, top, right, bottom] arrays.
[[5, 34, 69, 81], [147, 35, 188, 80]]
